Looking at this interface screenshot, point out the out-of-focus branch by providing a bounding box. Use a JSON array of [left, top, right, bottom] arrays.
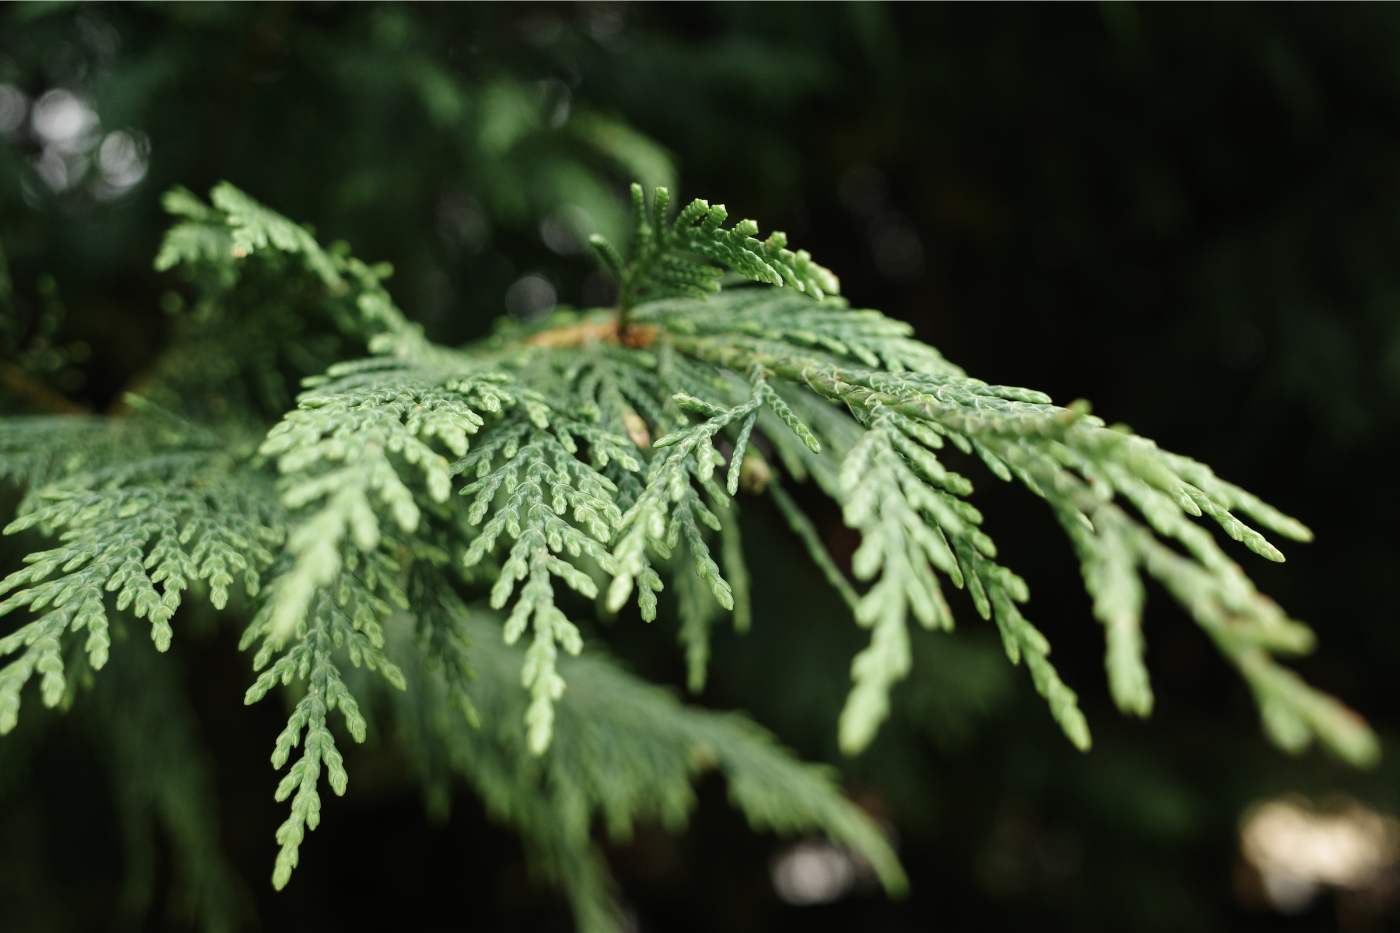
[[0, 363, 88, 415]]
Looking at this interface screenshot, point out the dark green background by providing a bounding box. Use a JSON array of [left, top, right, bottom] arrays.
[[2, 4, 1398, 931]]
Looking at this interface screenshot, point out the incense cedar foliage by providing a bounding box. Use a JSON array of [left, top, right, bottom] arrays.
[[0, 181, 1377, 930]]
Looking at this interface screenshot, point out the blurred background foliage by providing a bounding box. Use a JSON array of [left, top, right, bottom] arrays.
[[2, 3, 1400, 931]]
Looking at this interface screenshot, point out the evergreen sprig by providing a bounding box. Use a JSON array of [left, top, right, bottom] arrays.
[[0, 181, 1377, 930], [241, 563, 407, 889], [0, 431, 280, 734], [590, 182, 840, 312], [457, 403, 640, 752]]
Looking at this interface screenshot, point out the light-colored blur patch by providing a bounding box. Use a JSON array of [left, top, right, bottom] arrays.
[[35, 148, 72, 193], [0, 84, 26, 135], [93, 129, 149, 200], [770, 840, 860, 906], [1240, 796, 1400, 913], [20, 83, 149, 201], [31, 88, 98, 154], [505, 273, 557, 321], [540, 207, 590, 256]]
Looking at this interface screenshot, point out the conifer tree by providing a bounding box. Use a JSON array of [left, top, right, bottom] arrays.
[[0, 181, 1376, 931]]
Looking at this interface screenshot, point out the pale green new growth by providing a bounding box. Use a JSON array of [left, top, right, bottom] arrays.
[[0, 181, 1376, 930]]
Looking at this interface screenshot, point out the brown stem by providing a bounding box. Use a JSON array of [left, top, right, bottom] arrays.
[[523, 317, 658, 350]]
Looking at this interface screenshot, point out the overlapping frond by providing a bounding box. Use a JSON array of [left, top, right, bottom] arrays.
[[0, 440, 281, 734], [155, 183, 409, 339], [605, 362, 821, 618], [257, 353, 512, 645], [633, 288, 960, 374], [0, 180, 1374, 923], [639, 285, 1372, 764], [393, 584, 904, 933], [456, 405, 640, 752], [0, 416, 164, 489]]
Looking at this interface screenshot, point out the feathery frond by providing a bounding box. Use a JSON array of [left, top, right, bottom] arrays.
[[394, 580, 904, 932], [0, 180, 1375, 928], [0, 434, 280, 734]]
